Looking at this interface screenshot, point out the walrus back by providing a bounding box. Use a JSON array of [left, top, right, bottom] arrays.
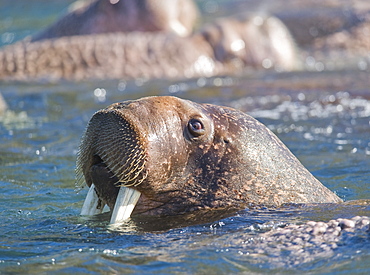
[[0, 33, 214, 81], [216, 105, 342, 204]]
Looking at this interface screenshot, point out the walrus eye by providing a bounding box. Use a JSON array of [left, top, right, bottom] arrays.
[[188, 118, 205, 137]]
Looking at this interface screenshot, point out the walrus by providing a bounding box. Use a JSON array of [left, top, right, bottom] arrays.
[[76, 96, 342, 224], [31, 0, 198, 41], [0, 15, 298, 81]]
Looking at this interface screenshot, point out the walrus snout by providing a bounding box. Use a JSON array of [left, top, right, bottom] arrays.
[[77, 104, 151, 221], [78, 107, 148, 189]]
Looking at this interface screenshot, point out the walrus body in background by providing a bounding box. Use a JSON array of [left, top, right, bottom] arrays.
[[2, 0, 370, 82], [0, 15, 298, 82]]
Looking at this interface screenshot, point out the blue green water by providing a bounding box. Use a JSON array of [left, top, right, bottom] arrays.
[[0, 1, 370, 274]]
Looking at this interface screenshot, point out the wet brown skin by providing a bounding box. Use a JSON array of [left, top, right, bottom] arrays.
[[76, 96, 342, 217]]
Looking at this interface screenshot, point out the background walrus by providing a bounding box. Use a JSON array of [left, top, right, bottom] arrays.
[[0, 15, 297, 82], [76, 96, 342, 223], [31, 0, 198, 41]]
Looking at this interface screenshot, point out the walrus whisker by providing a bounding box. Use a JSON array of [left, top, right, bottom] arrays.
[[122, 170, 148, 187], [104, 161, 145, 187], [75, 170, 86, 190], [115, 176, 144, 187], [100, 152, 145, 183], [91, 149, 146, 188], [117, 161, 145, 179]]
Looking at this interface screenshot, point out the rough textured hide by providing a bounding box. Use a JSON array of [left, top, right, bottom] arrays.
[[76, 96, 341, 217], [0, 15, 298, 82], [0, 32, 215, 81]]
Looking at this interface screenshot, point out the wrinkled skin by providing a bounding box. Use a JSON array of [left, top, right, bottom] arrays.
[[32, 0, 198, 41], [76, 96, 341, 217], [0, 15, 298, 81]]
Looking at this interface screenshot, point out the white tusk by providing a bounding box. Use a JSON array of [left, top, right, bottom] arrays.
[[80, 184, 104, 216], [110, 186, 141, 224]]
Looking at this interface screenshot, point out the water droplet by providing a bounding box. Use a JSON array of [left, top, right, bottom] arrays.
[[298, 93, 305, 101], [197, 77, 207, 87], [118, 81, 126, 91], [213, 78, 222, 86], [358, 60, 367, 70], [94, 88, 107, 103], [328, 95, 336, 102], [336, 105, 344, 112], [262, 59, 272, 69], [315, 62, 324, 71]]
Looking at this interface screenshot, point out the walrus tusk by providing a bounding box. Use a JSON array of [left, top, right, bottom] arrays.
[[110, 187, 141, 224], [80, 184, 104, 216]]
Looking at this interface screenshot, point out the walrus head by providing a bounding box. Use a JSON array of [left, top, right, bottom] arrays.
[[201, 15, 300, 71], [76, 96, 341, 223]]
